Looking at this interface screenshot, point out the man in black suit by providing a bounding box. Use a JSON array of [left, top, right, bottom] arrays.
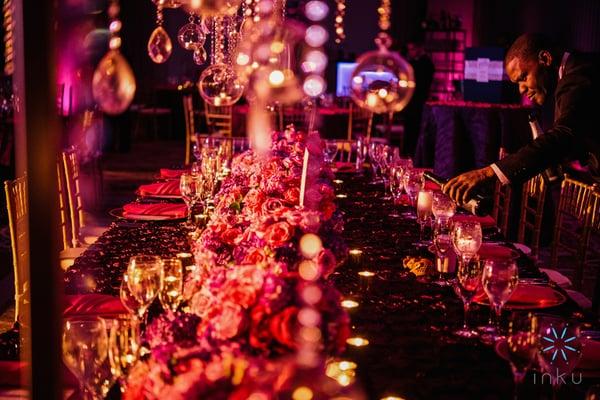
[[444, 33, 600, 204]]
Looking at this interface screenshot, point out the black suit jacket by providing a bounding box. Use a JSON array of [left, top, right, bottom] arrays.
[[495, 52, 600, 183]]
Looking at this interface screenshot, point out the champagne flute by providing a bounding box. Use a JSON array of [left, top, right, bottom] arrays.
[[108, 318, 140, 393], [432, 219, 453, 285], [416, 190, 433, 244], [120, 273, 142, 321], [126, 255, 164, 327], [403, 169, 423, 208], [507, 312, 539, 398], [63, 317, 109, 400], [481, 258, 519, 338], [454, 256, 483, 338], [159, 258, 184, 313]]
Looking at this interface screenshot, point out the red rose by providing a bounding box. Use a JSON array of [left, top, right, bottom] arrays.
[[242, 247, 268, 265], [283, 187, 300, 204], [262, 197, 285, 215], [320, 201, 336, 220], [209, 221, 228, 235], [249, 304, 270, 351], [268, 306, 298, 349], [263, 221, 294, 247], [244, 188, 266, 215], [221, 227, 242, 245]]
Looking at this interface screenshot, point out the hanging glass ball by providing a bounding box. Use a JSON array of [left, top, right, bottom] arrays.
[[193, 47, 208, 65], [152, 0, 183, 8], [147, 26, 173, 64], [92, 50, 136, 115], [197, 64, 244, 106], [177, 22, 206, 51], [350, 33, 415, 114], [182, 0, 241, 16]]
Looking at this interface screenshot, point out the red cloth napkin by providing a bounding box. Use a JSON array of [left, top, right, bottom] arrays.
[[123, 203, 187, 218], [478, 243, 519, 260], [160, 168, 187, 179], [424, 181, 440, 191], [334, 162, 355, 172], [64, 294, 128, 318], [451, 214, 497, 228], [138, 181, 181, 196], [0, 361, 79, 388]]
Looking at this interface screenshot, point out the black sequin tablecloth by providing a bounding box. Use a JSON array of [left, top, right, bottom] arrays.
[[2, 173, 598, 399]]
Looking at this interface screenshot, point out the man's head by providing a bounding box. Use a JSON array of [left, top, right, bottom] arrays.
[[505, 33, 560, 106]]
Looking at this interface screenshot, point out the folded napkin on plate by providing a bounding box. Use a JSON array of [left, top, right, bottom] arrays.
[[478, 243, 519, 259], [64, 294, 128, 317], [123, 203, 187, 218], [451, 214, 496, 228], [160, 168, 187, 179], [424, 181, 441, 191], [138, 180, 181, 196]]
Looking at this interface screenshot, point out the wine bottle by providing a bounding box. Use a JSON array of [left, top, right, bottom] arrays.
[[423, 171, 493, 217]]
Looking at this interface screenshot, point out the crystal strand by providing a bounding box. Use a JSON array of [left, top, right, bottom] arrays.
[[210, 18, 216, 65]]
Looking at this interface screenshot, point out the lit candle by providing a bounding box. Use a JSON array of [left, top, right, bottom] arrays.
[[358, 270, 375, 291], [348, 248, 363, 266], [346, 337, 369, 347], [341, 299, 359, 309], [176, 252, 195, 274], [336, 193, 348, 198]]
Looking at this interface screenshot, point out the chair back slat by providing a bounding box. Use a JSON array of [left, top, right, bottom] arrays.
[[57, 161, 71, 251], [347, 103, 373, 140], [204, 103, 233, 137], [491, 181, 511, 237], [517, 174, 548, 259], [183, 95, 197, 164], [4, 176, 29, 321]]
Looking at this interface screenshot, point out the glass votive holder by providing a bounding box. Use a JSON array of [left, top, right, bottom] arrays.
[[348, 249, 363, 266], [176, 252, 195, 275], [358, 270, 375, 291]]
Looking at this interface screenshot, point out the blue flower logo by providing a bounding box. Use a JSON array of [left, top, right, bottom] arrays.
[[542, 325, 578, 364]]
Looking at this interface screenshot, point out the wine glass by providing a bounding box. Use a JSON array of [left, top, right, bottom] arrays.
[[432, 191, 456, 222], [355, 136, 367, 173], [403, 169, 423, 208], [63, 317, 109, 400], [180, 173, 203, 225], [454, 255, 484, 337], [507, 312, 539, 397], [481, 258, 519, 338], [432, 219, 454, 285], [416, 190, 433, 244], [451, 220, 483, 264], [159, 258, 184, 313], [324, 140, 339, 165], [120, 273, 142, 321], [108, 318, 140, 393], [127, 255, 164, 326]]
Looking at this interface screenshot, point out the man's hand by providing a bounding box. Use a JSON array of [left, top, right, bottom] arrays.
[[442, 166, 497, 204]]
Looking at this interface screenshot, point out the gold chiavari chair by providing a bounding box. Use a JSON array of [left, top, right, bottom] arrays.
[[57, 160, 87, 270], [517, 174, 548, 260], [62, 148, 107, 248], [183, 94, 199, 164], [204, 102, 233, 137], [491, 181, 512, 238], [550, 175, 595, 288], [5, 176, 29, 322], [330, 139, 356, 163], [347, 102, 373, 140], [576, 188, 600, 292]]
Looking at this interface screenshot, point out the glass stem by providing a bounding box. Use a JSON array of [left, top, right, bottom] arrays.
[[463, 301, 470, 331], [419, 222, 425, 242]]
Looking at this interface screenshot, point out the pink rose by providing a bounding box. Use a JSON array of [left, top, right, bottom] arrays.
[[262, 197, 285, 215], [242, 247, 268, 265], [263, 221, 294, 247], [211, 302, 244, 340], [283, 187, 300, 204]]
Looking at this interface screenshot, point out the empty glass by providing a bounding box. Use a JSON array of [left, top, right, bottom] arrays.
[[126, 255, 164, 326], [180, 173, 203, 225], [159, 258, 184, 313], [481, 258, 519, 338], [119, 273, 141, 321], [432, 219, 454, 285], [416, 190, 433, 244], [324, 140, 339, 165], [452, 220, 483, 264], [62, 317, 109, 400], [403, 169, 423, 207], [454, 256, 484, 338]]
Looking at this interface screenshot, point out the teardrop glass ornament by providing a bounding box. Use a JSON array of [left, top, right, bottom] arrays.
[[152, 0, 182, 8], [193, 47, 208, 65], [147, 26, 173, 64], [92, 50, 136, 115], [177, 23, 206, 51]]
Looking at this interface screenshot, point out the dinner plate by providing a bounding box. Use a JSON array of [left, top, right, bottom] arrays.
[[109, 207, 186, 221], [477, 243, 520, 260], [474, 284, 567, 310], [135, 190, 182, 200]]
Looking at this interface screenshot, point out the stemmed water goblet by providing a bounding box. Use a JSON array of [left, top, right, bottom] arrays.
[[481, 258, 519, 338], [452, 220, 483, 337], [324, 140, 339, 165], [158, 258, 184, 313], [355, 136, 367, 173], [120, 273, 142, 322], [403, 169, 423, 208], [506, 312, 539, 398], [126, 255, 164, 327], [62, 317, 109, 400], [432, 191, 456, 222]]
